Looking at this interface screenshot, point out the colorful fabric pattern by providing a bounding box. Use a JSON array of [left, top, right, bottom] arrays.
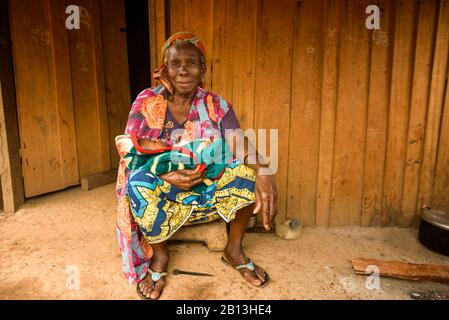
[[123, 137, 234, 183], [126, 160, 256, 244], [161, 32, 206, 58], [125, 85, 230, 143], [115, 85, 253, 284], [163, 106, 241, 142]]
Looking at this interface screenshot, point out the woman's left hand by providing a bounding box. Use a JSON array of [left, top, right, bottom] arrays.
[[253, 166, 278, 230]]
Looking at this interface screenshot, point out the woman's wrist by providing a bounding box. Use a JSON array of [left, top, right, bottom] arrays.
[[256, 163, 272, 176], [243, 154, 272, 175]]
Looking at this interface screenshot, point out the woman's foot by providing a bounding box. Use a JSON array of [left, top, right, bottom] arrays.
[[223, 246, 268, 287], [137, 242, 169, 300]]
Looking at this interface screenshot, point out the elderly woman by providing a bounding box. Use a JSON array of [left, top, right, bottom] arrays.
[[115, 32, 278, 300]]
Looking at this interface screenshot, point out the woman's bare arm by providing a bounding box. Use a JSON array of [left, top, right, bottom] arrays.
[[224, 130, 278, 230], [138, 138, 170, 150]]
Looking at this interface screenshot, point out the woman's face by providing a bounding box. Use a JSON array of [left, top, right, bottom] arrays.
[[165, 42, 206, 96]]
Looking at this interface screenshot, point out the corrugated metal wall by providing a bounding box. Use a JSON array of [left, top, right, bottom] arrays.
[[151, 0, 449, 226]]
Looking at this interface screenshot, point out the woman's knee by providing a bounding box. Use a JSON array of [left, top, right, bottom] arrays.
[[234, 202, 256, 218]]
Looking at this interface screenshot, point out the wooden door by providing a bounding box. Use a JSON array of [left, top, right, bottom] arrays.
[[8, 0, 130, 197], [9, 0, 80, 197]]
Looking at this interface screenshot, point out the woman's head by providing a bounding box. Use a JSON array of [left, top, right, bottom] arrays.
[[153, 32, 207, 95], [164, 40, 206, 95]]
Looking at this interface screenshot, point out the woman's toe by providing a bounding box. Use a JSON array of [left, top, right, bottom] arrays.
[[139, 280, 149, 296], [146, 291, 152, 298], [150, 280, 165, 299], [251, 276, 262, 286], [144, 286, 151, 298], [255, 267, 266, 282], [242, 270, 262, 286]]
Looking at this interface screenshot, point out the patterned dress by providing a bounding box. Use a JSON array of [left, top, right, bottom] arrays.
[[115, 85, 256, 283]]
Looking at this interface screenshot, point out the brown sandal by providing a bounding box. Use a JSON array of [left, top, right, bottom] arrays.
[[221, 256, 269, 287]]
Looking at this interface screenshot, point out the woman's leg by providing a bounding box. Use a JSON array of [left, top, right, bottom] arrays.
[[224, 203, 267, 286], [138, 242, 169, 299]]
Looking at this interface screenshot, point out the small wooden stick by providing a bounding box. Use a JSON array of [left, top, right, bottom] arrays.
[[351, 257, 449, 283]]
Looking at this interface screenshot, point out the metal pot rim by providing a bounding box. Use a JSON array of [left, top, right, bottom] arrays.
[[420, 208, 449, 231]]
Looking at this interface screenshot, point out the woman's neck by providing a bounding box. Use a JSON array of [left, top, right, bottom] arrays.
[[169, 89, 196, 108]]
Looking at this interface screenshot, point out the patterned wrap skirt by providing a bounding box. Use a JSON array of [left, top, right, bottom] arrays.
[[125, 159, 256, 244]]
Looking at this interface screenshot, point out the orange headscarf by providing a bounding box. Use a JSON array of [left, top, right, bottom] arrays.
[[152, 32, 207, 95]]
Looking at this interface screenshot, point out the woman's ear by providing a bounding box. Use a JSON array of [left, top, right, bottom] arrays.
[[162, 67, 168, 78]]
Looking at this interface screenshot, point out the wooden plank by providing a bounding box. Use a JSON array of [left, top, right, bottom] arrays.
[[418, 0, 449, 210], [49, 0, 80, 187], [400, 0, 439, 227], [149, 0, 167, 86], [149, 0, 157, 79], [360, 0, 394, 226], [9, 0, 73, 197], [0, 0, 25, 212], [155, 0, 167, 64], [231, 0, 258, 130], [352, 257, 449, 283], [169, 0, 213, 90], [169, 0, 190, 34], [68, 0, 111, 178], [0, 84, 24, 213], [433, 68, 449, 209], [211, 0, 235, 101], [287, 0, 325, 226], [149, 0, 167, 68], [330, 0, 371, 226], [316, 0, 341, 226], [254, 0, 295, 224], [100, 0, 131, 169], [81, 168, 118, 191], [381, 0, 418, 226], [188, 0, 214, 92], [92, 0, 111, 173]]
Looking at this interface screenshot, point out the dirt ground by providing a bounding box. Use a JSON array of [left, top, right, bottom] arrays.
[[1, 183, 449, 300]]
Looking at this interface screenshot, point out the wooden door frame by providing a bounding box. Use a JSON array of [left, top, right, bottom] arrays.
[[0, 0, 25, 213]]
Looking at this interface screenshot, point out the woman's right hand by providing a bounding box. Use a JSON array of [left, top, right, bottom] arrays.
[[159, 167, 206, 190]]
